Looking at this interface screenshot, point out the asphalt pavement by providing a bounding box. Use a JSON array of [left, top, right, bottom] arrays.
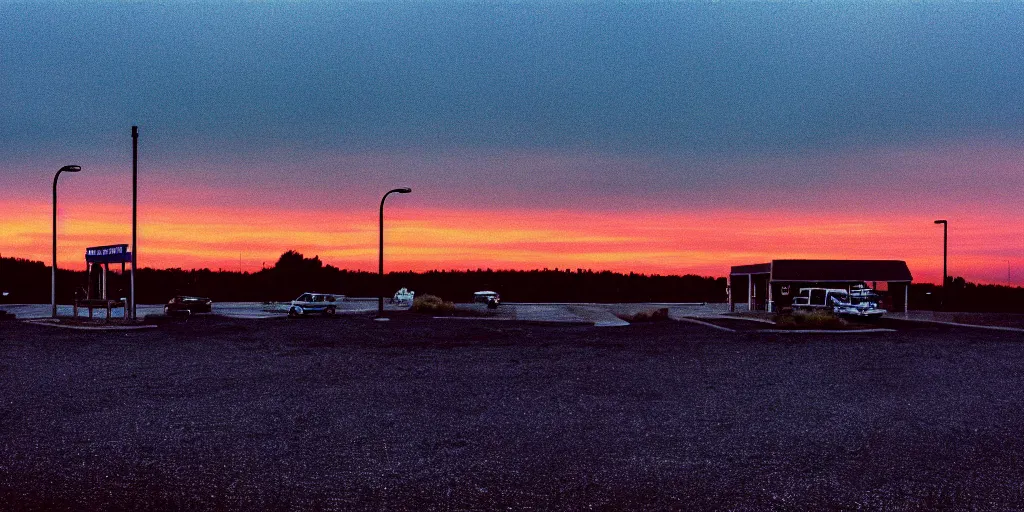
[[2, 315, 1024, 509]]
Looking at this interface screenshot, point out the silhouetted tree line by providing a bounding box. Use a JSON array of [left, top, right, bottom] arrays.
[[909, 277, 1024, 313], [4, 253, 1022, 311], [1, 251, 725, 304], [0, 257, 83, 304]]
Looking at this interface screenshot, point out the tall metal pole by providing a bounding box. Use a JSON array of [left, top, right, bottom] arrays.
[[934, 219, 947, 311], [378, 194, 386, 316], [942, 222, 947, 306], [131, 126, 138, 320], [52, 173, 58, 318], [377, 188, 412, 318], [937, 224, 946, 292], [52, 165, 81, 318]]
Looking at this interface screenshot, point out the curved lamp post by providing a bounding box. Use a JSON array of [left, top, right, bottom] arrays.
[[378, 187, 412, 319], [52, 165, 82, 318], [934, 219, 947, 310]]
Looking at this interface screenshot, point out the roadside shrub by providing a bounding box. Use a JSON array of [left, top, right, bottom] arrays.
[[616, 307, 670, 323], [774, 309, 848, 329], [411, 294, 456, 315]]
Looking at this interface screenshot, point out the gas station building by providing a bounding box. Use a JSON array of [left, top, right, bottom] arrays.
[[729, 259, 913, 313]]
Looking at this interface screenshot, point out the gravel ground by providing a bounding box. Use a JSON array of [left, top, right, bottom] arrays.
[[2, 314, 1024, 510]]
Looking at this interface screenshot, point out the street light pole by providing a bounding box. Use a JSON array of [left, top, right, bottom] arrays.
[[52, 165, 82, 318], [378, 187, 412, 319], [934, 219, 947, 310]]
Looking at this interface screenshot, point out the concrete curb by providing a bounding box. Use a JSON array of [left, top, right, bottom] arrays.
[[759, 328, 897, 334], [593, 320, 630, 327], [22, 320, 158, 331], [432, 316, 592, 327], [432, 316, 510, 321], [890, 318, 1024, 333], [714, 315, 777, 325], [505, 302, 708, 306]]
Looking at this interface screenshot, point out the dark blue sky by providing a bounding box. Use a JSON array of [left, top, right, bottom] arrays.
[[2, 2, 1023, 282], [3, 2, 1023, 161]]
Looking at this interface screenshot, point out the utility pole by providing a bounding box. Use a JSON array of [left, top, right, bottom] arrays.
[[131, 126, 138, 320]]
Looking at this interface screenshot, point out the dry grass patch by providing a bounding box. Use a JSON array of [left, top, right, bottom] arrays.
[[616, 307, 670, 323], [411, 294, 456, 315], [774, 309, 849, 329]]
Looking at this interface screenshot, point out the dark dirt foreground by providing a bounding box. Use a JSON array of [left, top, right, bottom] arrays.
[[2, 314, 1024, 510]]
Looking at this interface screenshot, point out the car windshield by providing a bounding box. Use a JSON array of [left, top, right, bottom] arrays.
[[298, 294, 313, 302]]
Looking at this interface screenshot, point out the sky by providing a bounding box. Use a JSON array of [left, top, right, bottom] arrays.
[[2, 2, 1023, 284]]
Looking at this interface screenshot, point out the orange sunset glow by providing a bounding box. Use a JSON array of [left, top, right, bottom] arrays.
[[3, 197, 1020, 285]]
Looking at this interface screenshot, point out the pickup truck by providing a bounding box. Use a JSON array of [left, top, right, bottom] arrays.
[[792, 287, 886, 319]]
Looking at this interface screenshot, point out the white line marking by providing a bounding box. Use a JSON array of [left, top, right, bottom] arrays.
[[676, 317, 736, 333]]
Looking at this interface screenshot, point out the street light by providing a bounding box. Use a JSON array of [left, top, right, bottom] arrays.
[[378, 187, 412, 319], [53, 165, 82, 318], [934, 219, 947, 310]]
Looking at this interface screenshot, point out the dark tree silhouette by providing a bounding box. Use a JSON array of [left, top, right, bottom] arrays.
[[3, 253, 1021, 312]]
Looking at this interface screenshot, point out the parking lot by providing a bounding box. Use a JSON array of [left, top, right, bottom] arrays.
[[2, 300, 732, 324], [2, 313, 1024, 509]]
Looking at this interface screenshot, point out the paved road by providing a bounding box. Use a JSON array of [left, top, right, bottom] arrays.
[[8, 302, 1023, 332], [1, 302, 731, 325]]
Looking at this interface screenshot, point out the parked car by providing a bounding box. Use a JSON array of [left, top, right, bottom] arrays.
[[392, 287, 415, 306], [164, 296, 213, 316], [792, 286, 886, 319], [289, 292, 340, 317], [473, 290, 501, 309]]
